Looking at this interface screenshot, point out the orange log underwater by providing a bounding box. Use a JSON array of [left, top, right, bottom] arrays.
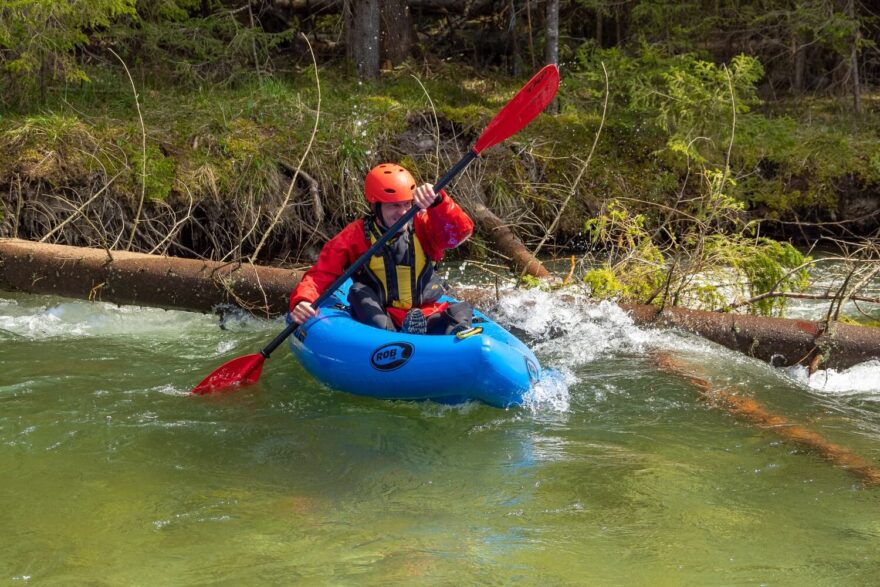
[[654, 351, 880, 487]]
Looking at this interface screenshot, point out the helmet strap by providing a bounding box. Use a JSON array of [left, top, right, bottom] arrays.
[[373, 203, 386, 228]]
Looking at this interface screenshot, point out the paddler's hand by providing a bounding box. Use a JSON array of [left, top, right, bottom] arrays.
[[291, 301, 318, 324], [413, 184, 439, 210]]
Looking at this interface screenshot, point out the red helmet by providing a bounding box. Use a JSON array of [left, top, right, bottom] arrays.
[[364, 164, 416, 204]]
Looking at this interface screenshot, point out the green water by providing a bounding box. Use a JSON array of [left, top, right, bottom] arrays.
[[1, 291, 879, 585]]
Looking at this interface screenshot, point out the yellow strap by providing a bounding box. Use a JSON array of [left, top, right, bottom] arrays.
[[455, 326, 483, 340]]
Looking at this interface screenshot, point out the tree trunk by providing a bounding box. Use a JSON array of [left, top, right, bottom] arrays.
[[468, 203, 551, 279], [349, 0, 381, 81], [846, 0, 862, 114], [380, 0, 414, 67], [614, 3, 621, 46], [544, 0, 559, 114], [654, 352, 880, 487], [0, 238, 302, 318], [544, 0, 559, 66], [792, 34, 806, 93], [506, 0, 520, 76]]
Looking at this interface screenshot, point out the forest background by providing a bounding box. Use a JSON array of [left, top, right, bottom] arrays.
[[1, 0, 879, 320]]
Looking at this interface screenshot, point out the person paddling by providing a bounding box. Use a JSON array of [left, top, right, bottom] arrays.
[[289, 163, 475, 335]]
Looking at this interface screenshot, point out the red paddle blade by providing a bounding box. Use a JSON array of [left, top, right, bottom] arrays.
[[191, 353, 265, 395], [473, 64, 560, 154]]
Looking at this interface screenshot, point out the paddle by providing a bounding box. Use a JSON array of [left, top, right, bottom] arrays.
[[192, 64, 560, 395]]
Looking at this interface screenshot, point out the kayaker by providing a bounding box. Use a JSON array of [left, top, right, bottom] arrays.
[[289, 163, 475, 335]]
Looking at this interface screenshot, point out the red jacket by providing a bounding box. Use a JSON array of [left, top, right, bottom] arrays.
[[290, 190, 473, 310]]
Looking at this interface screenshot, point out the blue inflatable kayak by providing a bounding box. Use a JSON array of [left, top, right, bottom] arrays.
[[288, 280, 541, 408]]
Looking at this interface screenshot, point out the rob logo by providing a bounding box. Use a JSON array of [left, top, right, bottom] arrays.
[[370, 342, 414, 371]]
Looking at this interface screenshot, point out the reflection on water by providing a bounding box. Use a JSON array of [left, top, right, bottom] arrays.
[[1, 288, 879, 584]]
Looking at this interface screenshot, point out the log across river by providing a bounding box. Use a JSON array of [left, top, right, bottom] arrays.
[[2, 238, 877, 371]]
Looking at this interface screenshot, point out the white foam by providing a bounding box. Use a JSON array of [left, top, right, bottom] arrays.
[[785, 360, 880, 396], [486, 287, 672, 414], [0, 295, 270, 341], [151, 384, 190, 397], [522, 367, 571, 414], [490, 287, 652, 368]]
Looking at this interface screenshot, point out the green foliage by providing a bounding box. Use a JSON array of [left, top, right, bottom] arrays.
[[105, 3, 298, 86], [1, 113, 106, 183], [705, 235, 810, 315], [580, 191, 809, 316], [519, 274, 543, 289], [582, 200, 666, 301], [129, 144, 175, 201], [735, 108, 880, 212], [583, 266, 624, 298], [747, 0, 861, 59], [0, 0, 136, 94], [571, 45, 763, 166], [0, 0, 298, 104], [566, 34, 880, 233], [621, 0, 867, 68]]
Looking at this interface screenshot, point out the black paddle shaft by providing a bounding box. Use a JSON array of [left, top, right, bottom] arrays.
[[260, 150, 479, 358]]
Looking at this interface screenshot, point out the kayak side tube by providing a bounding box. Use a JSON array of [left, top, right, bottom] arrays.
[[287, 283, 541, 407]]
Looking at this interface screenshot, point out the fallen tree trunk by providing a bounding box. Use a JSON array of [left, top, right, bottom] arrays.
[[2, 238, 878, 370], [620, 303, 879, 372], [470, 202, 551, 279], [0, 238, 300, 318]]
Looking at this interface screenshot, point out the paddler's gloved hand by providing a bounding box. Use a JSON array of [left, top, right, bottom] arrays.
[[291, 300, 318, 324]]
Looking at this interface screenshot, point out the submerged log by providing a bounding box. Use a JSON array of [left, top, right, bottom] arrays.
[[2, 238, 878, 371], [654, 352, 880, 488]]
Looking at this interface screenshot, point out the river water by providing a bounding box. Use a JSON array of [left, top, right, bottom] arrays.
[[2, 284, 879, 584]]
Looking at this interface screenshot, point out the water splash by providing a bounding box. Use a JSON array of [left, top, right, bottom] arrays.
[[485, 285, 880, 409], [490, 287, 651, 368], [487, 287, 657, 414], [522, 367, 571, 414], [0, 294, 269, 341], [785, 360, 880, 397]]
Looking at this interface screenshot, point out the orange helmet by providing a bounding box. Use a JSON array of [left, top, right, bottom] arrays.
[[364, 164, 416, 204]]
